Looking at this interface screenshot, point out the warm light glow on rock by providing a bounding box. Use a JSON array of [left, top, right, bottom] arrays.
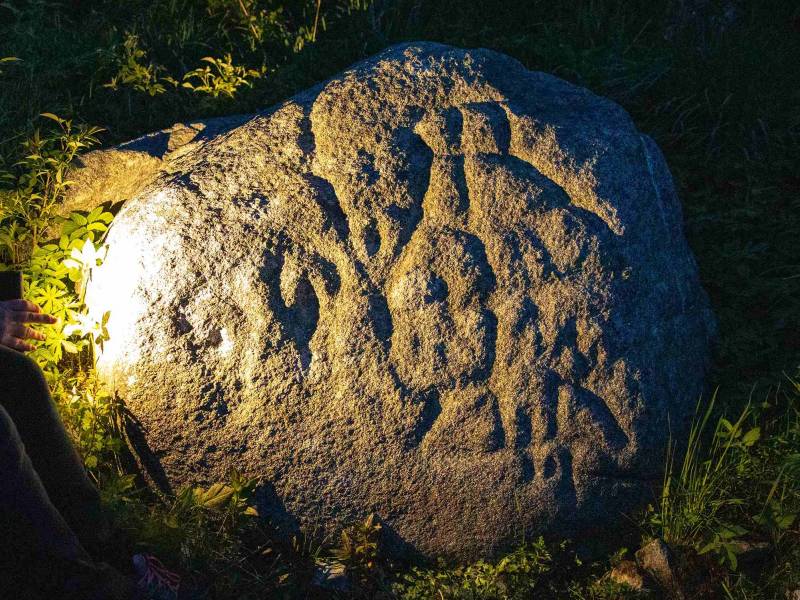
[[85, 191, 179, 382]]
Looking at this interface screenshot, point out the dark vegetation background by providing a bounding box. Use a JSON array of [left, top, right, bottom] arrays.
[[0, 1, 798, 598]]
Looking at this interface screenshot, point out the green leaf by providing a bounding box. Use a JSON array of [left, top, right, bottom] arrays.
[[727, 546, 738, 571], [39, 112, 63, 123], [87, 206, 103, 222], [193, 483, 235, 510], [777, 513, 796, 529], [741, 427, 760, 447], [62, 340, 79, 354], [719, 523, 748, 539]]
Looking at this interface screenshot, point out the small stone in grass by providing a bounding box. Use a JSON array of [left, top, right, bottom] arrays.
[[635, 538, 684, 598], [608, 559, 649, 591]]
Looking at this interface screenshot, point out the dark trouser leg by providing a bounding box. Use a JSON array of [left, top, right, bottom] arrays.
[[0, 346, 106, 553], [0, 348, 135, 599], [0, 402, 91, 587], [0, 407, 134, 600]]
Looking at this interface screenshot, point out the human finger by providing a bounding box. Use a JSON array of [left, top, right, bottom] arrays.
[[11, 310, 58, 325], [0, 334, 35, 353], [6, 322, 46, 342], [1, 299, 41, 313]]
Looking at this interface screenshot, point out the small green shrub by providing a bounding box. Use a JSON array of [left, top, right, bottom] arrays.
[[647, 382, 800, 572], [53, 369, 124, 473], [102, 469, 273, 595], [0, 115, 111, 374], [24, 208, 113, 364], [207, 0, 293, 51], [648, 393, 758, 554], [182, 53, 264, 98], [104, 33, 176, 96], [0, 113, 103, 261], [395, 538, 553, 600], [331, 513, 383, 585]]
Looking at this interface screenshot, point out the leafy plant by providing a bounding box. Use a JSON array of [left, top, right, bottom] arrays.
[[0, 113, 103, 263], [0, 114, 112, 377], [104, 33, 176, 96], [331, 513, 383, 584], [698, 523, 750, 571], [23, 207, 113, 371], [120, 470, 263, 577], [648, 383, 800, 573], [193, 470, 260, 519], [207, 0, 292, 51], [395, 538, 553, 600], [182, 53, 263, 98], [752, 378, 800, 545], [54, 369, 125, 473]]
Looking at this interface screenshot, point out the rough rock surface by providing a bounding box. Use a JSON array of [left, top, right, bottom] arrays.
[[83, 42, 715, 559]]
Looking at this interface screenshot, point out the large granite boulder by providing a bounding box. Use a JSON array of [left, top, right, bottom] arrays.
[[83, 42, 715, 558]]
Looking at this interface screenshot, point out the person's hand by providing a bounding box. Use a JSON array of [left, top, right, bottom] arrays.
[[0, 299, 58, 353]]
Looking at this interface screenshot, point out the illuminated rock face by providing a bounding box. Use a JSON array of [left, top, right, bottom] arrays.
[[84, 42, 715, 558]]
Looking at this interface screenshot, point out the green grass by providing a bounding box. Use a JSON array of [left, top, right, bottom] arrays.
[[1, 0, 798, 598], [645, 382, 799, 582]]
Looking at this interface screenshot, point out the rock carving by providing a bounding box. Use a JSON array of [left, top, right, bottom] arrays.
[[81, 42, 715, 558]]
